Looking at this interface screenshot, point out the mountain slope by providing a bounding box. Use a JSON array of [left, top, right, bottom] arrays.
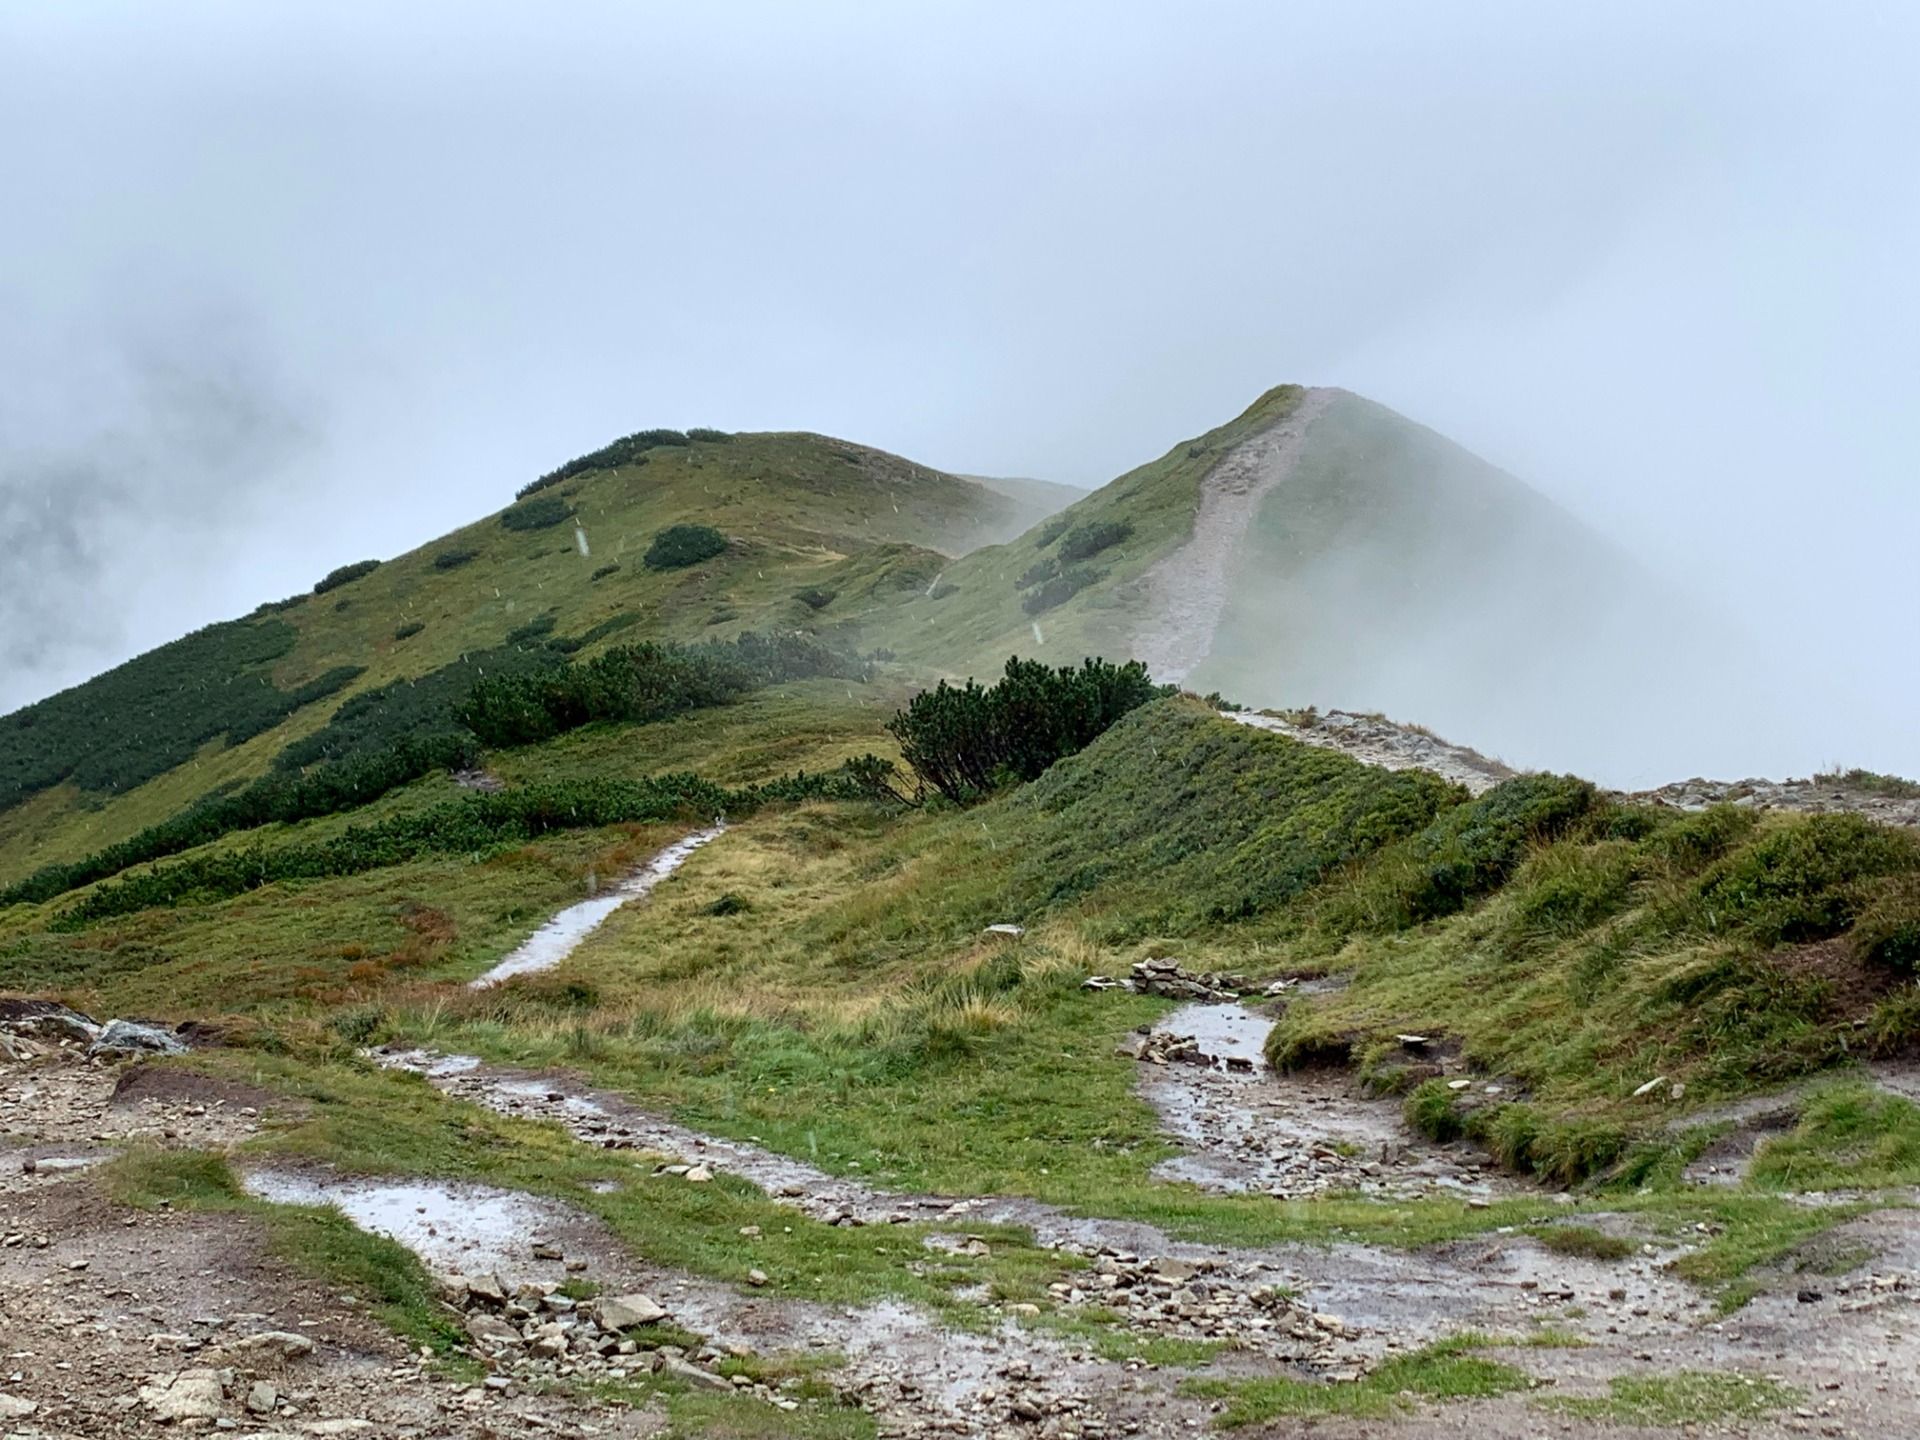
[[0, 428, 1012, 883], [960, 473, 1088, 535], [869, 386, 1732, 779]]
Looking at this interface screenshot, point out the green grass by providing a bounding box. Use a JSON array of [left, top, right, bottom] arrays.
[[1543, 1370, 1802, 1426], [1184, 1335, 1529, 1424], [1748, 1082, 1920, 1190], [11, 695, 1915, 1325], [1527, 1225, 1635, 1262], [172, 1049, 1083, 1323]]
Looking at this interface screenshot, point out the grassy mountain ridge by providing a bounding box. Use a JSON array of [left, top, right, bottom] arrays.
[[0, 429, 1023, 884]]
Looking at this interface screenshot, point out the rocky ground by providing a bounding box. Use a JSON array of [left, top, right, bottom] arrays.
[[1225, 710, 1511, 797], [5, 1000, 1919, 1438], [1228, 708, 1920, 829]]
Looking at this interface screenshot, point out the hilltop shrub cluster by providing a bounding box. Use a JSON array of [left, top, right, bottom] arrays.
[[58, 767, 864, 925], [643, 523, 728, 571], [459, 633, 868, 747], [0, 619, 363, 809], [313, 559, 382, 594], [516, 428, 691, 500], [886, 656, 1166, 804]]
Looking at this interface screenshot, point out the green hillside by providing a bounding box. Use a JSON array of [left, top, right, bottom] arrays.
[[0, 428, 1022, 885]]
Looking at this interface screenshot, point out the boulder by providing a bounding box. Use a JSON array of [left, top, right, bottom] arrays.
[[2, 1007, 100, 1045], [463, 1312, 523, 1351], [220, 1330, 315, 1362], [0, 1393, 37, 1419], [596, 1292, 670, 1329], [657, 1356, 734, 1392], [138, 1368, 225, 1421], [90, 1020, 188, 1058]]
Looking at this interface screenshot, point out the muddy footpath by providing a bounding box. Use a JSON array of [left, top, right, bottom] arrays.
[[3, 976, 1917, 1436]]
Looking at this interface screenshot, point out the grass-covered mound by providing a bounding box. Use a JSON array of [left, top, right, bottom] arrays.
[[1267, 782, 1920, 1181]]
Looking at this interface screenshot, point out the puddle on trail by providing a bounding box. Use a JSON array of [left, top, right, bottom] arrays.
[[242, 1169, 581, 1280], [470, 825, 724, 989], [1160, 1001, 1273, 1068]]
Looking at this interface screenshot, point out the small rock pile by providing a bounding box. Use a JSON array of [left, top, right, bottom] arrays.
[[135, 1331, 317, 1424], [1083, 959, 1251, 1001], [442, 1265, 802, 1410], [1032, 1249, 1355, 1368], [1115, 1031, 1254, 1073], [0, 1001, 187, 1061]]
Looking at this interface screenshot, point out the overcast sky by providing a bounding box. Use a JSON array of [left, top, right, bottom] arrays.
[[3, 1, 1915, 777]]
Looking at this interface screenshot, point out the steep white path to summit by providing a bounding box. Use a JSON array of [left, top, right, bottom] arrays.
[[1132, 386, 1337, 686]]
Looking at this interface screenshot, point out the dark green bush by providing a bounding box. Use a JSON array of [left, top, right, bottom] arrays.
[[548, 613, 641, 654], [591, 563, 621, 581], [505, 613, 558, 646], [643, 523, 728, 571], [1021, 566, 1104, 615], [500, 494, 573, 532], [1645, 804, 1757, 874], [687, 427, 732, 443], [886, 656, 1165, 805], [1854, 880, 1920, 973], [459, 632, 868, 748], [432, 547, 479, 571], [2, 730, 478, 910], [1056, 520, 1133, 563], [392, 622, 425, 641], [1015, 557, 1057, 590], [1400, 774, 1601, 922], [313, 559, 382, 594], [1034, 515, 1072, 548], [794, 587, 836, 611], [58, 766, 869, 925], [517, 428, 689, 499]]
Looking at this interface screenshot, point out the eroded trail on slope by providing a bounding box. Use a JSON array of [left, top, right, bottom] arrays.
[[1135, 1001, 1523, 1203], [1132, 387, 1337, 687], [364, 1044, 1920, 1436], [372, 1047, 1702, 1344], [469, 825, 724, 989]]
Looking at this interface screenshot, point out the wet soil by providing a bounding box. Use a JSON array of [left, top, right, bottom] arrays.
[[1138, 1003, 1522, 1202]]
